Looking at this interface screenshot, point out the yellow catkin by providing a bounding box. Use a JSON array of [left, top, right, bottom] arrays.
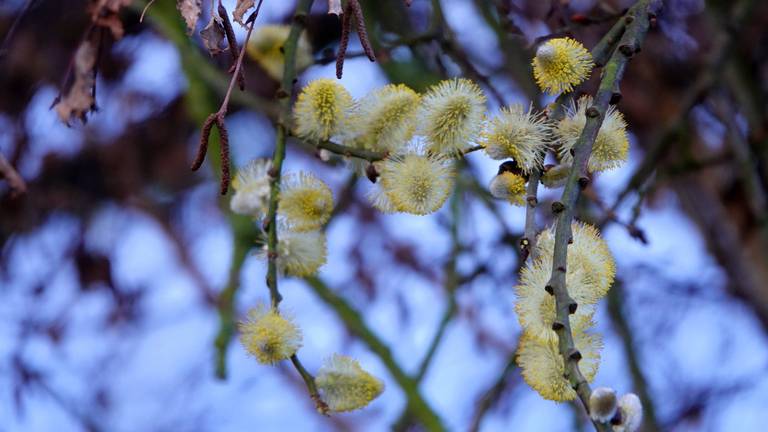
[[516, 324, 602, 402], [293, 79, 354, 142], [347, 84, 421, 153], [278, 172, 334, 231], [535, 221, 616, 298], [556, 96, 629, 172], [315, 354, 385, 412], [239, 304, 302, 364], [481, 104, 552, 172], [489, 172, 527, 206], [376, 151, 454, 215], [532, 37, 593, 95], [230, 158, 272, 217], [418, 78, 486, 155], [247, 25, 312, 81], [514, 257, 599, 343], [275, 227, 327, 276]]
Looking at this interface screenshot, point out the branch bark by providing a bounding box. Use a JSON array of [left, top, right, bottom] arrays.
[[544, 2, 654, 430]]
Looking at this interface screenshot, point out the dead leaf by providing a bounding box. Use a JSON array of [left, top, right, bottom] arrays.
[[87, 0, 132, 38], [176, 0, 202, 35], [200, 17, 225, 56], [54, 41, 97, 124], [233, 0, 254, 27], [88, 0, 132, 20]]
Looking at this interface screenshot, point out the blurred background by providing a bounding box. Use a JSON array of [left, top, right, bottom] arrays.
[[1, 0, 768, 431]]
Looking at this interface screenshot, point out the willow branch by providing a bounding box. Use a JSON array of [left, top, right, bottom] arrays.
[[258, 0, 328, 414], [520, 11, 635, 262], [315, 141, 483, 163], [544, 2, 654, 430]]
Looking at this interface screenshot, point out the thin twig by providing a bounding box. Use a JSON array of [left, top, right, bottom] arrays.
[[262, 0, 328, 414], [544, 2, 654, 431], [0, 0, 37, 58], [314, 141, 484, 163]]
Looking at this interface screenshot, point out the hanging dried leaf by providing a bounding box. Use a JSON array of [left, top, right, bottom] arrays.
[[54, 41, 97, 124], [176, 0, 202, 35], [200, 17, 226, 56], [233, 0, 255, 27], [88, 0, 132, 38], [88, 0, 132, 20]]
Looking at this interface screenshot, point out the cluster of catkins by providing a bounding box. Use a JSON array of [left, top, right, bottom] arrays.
[[290, 43, 628, 218], [230, 162, 383, 412], [515, 222, 644, 431], [230, 33, 641, 421]]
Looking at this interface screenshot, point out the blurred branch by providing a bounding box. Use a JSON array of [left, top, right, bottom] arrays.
[[0, 152, 26, 197], [606, 280, 660, 431], [468, 355, 519, 432], [316, 140, 387, 162], [609, 0, 759, 213], [304, 276, 446, 431], [545, 2, 654, 430], [138, 0, 264, 381], [709, 95, 768, 243], [316, 141, 484, 162], [392, 184, 463, 431], [0, 0, 37, 58], [429, 0, 505, 105], [472, 0, 538, 99]]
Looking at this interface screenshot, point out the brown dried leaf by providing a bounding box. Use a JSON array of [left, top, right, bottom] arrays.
[[200, 17, 226, 56], [176, 0, 202, 35], [233, 0, 255, 27], [88, 0, 132, 38], [54, 41, 97, 124], [89, 0, 132, 20]]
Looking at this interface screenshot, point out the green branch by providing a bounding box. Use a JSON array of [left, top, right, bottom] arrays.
[[304, 276, 446, 431]]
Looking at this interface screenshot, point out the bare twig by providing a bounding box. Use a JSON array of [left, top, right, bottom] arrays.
[[314, 141, 484, 163], [0, 0, 38, 58], [544, 2, 654, 431], [261, 0, 329, 414]]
